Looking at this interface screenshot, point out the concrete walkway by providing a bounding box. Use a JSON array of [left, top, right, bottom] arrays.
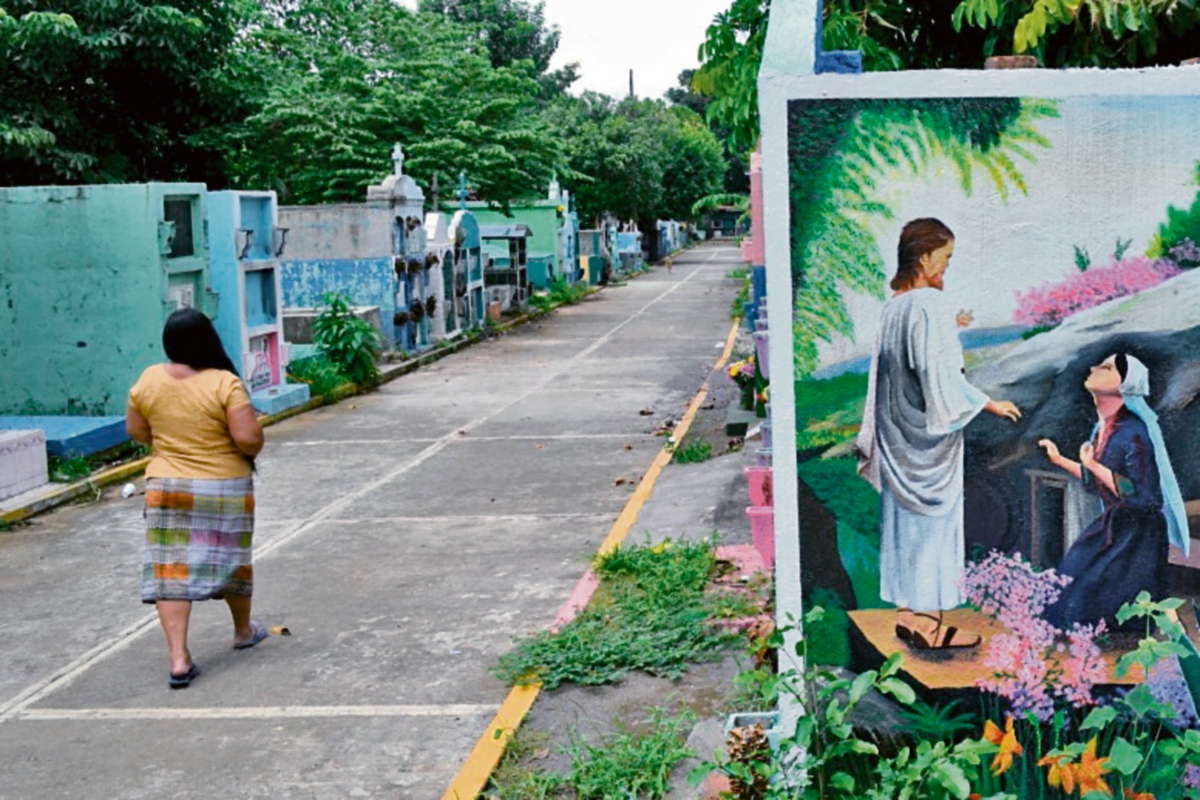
[[0, 244, 744, 799]]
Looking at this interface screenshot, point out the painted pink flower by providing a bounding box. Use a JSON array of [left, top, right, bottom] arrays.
[[966, 551, 1108, 722], [1013, 256, 1181, 327]]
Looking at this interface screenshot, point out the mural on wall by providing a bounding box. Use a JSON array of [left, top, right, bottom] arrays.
[[787, 93, 1200, 676]]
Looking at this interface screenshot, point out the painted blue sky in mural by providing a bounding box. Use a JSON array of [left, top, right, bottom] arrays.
[[829, 94, 1200, 365]]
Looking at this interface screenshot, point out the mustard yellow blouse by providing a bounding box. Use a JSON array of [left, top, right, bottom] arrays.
[[129, 365, 253, 479]]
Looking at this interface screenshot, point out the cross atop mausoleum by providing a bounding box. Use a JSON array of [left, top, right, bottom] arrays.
[[391, 143, 405, 177]]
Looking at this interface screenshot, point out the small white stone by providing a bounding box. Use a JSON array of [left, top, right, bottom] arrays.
[[120, 483, 138, 499]]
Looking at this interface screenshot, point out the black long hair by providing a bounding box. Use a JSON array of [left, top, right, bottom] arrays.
[[162, 308, 240, 377]]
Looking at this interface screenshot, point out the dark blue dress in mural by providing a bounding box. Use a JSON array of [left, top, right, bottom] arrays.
[[1045, 408, 1170, 630]]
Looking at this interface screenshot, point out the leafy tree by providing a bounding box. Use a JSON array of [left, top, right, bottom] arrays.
[[215, 0, 559, 207], [666, 69, 749, 194], [547, 94, 724, 229], [953, 0, 1200, 66], [417, 0, 578, 99], [692, 0, 770, 156], [0, 0, 256, 186], [694, 0, 1200, 161]]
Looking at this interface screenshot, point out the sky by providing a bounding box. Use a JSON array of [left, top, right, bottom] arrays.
[[398, 0, 732, 101], [814, 95, 1200, 366]]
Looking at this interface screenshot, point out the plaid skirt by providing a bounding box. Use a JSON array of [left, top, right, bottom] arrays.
[[141, 476, 255, 603]]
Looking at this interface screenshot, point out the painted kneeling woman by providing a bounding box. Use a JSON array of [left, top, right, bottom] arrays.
[[1038, 354, 1189, 630]]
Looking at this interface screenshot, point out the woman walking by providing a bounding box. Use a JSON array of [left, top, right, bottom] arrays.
[[126, 308, 268, 688]]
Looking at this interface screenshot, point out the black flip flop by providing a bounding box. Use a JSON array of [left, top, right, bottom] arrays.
[[168, 663, 201, 689]]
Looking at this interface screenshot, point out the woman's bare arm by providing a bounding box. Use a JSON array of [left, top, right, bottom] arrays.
[[126, 404, 152, 446], [227, 403, 264, 457]]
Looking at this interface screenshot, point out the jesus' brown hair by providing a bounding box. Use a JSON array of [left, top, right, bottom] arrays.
[[892, 218, 955, 291]]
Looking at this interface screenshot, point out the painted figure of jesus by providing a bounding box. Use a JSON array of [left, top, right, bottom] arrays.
[[855, 218, 1021, 650]]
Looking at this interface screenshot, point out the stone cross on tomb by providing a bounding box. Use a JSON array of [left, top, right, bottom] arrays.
[[391, 143, 405, 177], [456, 171, 468, 210]]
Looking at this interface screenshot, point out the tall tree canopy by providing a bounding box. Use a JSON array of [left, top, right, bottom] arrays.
[[417, 0, 578, 99], [203, 0, 561, 206], [694, 0, 1200, 158], [546, 94, 724, 228], [0, 0, 255, 186]]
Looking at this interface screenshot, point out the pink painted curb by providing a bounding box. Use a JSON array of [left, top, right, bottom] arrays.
[[550, 569, 600, 632]]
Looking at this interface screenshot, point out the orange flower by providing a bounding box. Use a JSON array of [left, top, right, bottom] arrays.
[[982, 716, 1023, 776], [1037, 753, 1076, 795], [1123, 789, 1154, 800], [1075, 737, 1113, 797]]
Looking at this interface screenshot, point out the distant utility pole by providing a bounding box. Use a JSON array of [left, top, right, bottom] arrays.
[[629, 69, 634, 99]]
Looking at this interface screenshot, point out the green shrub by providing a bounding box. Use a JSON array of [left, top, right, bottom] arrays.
[[311, 292, 382, 386], [286, 356, 348, 398]]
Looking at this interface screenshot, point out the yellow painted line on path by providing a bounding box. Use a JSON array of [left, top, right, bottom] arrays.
[[440, 319, 742, 800]]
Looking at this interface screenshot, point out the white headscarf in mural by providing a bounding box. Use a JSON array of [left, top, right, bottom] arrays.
[[1117, 355, 1190, 557]]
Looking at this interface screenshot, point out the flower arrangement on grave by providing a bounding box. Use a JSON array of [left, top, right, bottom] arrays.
[[424, 295, 437, 317], [408, 297, 425, 323], [727, 356, 757, 410]]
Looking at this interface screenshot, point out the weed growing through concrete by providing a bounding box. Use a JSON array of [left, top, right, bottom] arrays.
[[671, 439, 713, 464], [726, 266, 749, 280], [486, 708, 694, 799], [493, 539, 742, 689]]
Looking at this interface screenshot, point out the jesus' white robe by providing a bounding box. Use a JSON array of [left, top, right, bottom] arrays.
[[855, 288, 988, 611]]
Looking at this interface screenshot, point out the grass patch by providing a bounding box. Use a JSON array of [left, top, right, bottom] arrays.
[[670, 439, 712, 464], [725, 266, 748, 280], [487, 708, 694, 800], [493, 539, 738, 689], [286, 355, 350, 398], [794, 372, 869, 452], [730, 275, 750, 319]]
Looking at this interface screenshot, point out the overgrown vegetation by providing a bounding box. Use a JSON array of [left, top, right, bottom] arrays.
[[487, 708, 695, 799], [311, 292, 382, 387], [48, 455, 90, 484], [493, 539, 742, 690], [671, 439, 713, 464], [285, 355, 349, 398], [529, 278, 590, 313], [45, 440, 154, 485]]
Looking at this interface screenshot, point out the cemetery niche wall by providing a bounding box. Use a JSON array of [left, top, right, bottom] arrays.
[[0, 183, 212, 417], [207, 190, 311, 415], [761, 65, 1200, 685]]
